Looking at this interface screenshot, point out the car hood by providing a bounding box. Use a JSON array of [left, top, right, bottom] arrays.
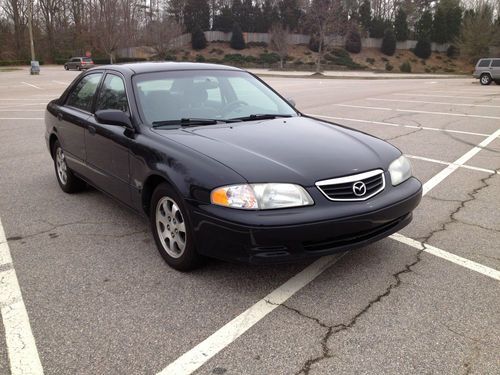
[[153, 117, 401, 185]]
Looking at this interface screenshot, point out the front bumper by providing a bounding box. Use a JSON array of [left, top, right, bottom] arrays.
[[188, 177, 422, 264]]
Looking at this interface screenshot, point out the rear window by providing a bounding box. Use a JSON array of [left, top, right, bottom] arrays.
[[83, 58, 93, 63], [478, 59, 491, 67], [491, 59, 500, 67]]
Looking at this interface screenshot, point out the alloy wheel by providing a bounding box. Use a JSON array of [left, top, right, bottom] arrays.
[[155, 196, 187, 258], [56, 147, 68, 185]]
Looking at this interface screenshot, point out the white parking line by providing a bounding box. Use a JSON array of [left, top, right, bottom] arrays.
[[310, 114, 489, 137], [0, 118, 44, 120], [406, 154, 499, 175], [0, 110, 44, 112], [422, 129, 500, 195], [158, 129, 500, 375], [393, 93, 500, 101], [52, 80, 69, 85], [0, 218, 44, 375], [21, 82, 42, 90], [157, 253, 346, 375], [336, 104, 500, 120], [368, 98, 500, 108], [390, 233, 500, 281]]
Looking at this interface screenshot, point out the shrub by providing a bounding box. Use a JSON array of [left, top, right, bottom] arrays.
[[447, 45, 458, 59], [259, 52, 280, 64], [385, 62, 394, 71], [308, 34, 322, 52], [324, 48, 364, 70], [191, 28, 207, 50], [345, 29, 362, 54], [366, 57, 375, 64], [414, 40, 431, 59], [195, 54, 206, 62], [381, 29, 396, 56], [247, 41, 268, 48], [230, 23, 246, 50], [399, 61, 411, 73]]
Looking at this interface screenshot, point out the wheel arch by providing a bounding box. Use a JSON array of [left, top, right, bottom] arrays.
[[141, 173, 172, 216], [49, 132, 59, 158]]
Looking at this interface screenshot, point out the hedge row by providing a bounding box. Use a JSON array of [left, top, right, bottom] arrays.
[[0, 60, 45, 66]]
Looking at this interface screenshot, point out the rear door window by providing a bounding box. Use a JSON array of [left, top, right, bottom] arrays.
[[65, 73, 103, 112], [478, 59, 491, 67], [491, 59, 500, 67]]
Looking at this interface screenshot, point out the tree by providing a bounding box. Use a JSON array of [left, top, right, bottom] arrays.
[[213, 5, 233, 32], [369, 17, 390, 38], [458, 3, 497, 63], [191, 27, 207, 50], [148, 17, 182, 60], [230, 23, 245, 50], [278, 0, 302, 32], [432, 4, 447, 43], [416, 10, 433, 41], [306, 0, 348, 73], [359, 0, 371, 35], [269, 23, 289, 68], [183, 0, 210, 32], [394, 7, 409, 41], [381, 28, 396, 56], [345, 26, 362, 53]]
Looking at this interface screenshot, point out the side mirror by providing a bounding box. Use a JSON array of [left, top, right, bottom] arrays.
[[287, 98, 296, 107], [95, 109, 133, 128]]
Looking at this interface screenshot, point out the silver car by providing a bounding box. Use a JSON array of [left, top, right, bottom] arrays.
[[63, 57, 95, 71], [473, 58, 500, 85]]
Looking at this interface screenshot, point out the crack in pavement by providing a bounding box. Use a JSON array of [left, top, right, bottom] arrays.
[[277, 172, 498, 374], [384, 127, 423, 141], [6, 219, 148, 242]]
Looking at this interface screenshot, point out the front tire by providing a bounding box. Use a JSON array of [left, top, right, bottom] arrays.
[[150, 183, 203, 271], [480, 74, 492, 85], [64, 65, 69, 70], [52, 140, 85, 193]]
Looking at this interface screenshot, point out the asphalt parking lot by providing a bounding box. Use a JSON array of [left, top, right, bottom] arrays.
[[0, 66, 499, 375]]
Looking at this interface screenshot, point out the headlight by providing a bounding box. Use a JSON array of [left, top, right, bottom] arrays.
[[211, 183, 314, 210], [389, 155, 412, 186]]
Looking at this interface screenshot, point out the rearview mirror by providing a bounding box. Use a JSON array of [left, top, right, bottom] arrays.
[[287, 98, 296, 107], [95, 109, 132, 128]]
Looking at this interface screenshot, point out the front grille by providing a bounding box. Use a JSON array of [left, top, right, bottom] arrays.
[[316, 169, 385, 201]]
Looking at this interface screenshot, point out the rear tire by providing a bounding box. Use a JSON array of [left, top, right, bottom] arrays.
[[495, 80, 500, 85], [52, 140, 86, 193], [150, 183, 203, 271], [480, 74, 492, 85]]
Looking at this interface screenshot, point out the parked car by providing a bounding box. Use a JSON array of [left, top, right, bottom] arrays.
[[473, 58, 500, 85], [64, 57, 95, 71], [45, 62, 422, 270]]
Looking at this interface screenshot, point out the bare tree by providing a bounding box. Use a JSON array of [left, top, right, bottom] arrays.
[[95, 0, 122, 63], [307, 0, 347, 73], [147, 16, 182, 59], [270, 23, 290, 68]]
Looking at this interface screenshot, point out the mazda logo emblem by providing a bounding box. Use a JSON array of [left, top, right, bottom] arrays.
[[352, 181, 367, 197]]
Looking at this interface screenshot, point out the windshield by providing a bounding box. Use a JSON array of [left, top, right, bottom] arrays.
[[133, 70, 297, 125]]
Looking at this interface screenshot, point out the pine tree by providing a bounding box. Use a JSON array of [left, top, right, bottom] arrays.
[[432, 5, 448, 43], [183, 0, 210, 33], [345, 27, 362, 53], [230, 23, 246, 50], [191, 27, 207, 50], [394, 8, 409, 41], [359, 0, 371, 35], [381, 28, 396, 56], [416, 10, 433, 41]]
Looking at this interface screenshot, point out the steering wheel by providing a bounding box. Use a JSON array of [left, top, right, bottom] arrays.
[[222, 100, 248, 115]]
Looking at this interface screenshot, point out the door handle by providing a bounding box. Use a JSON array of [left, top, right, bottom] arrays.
[[88, 125, 96, 135], [57, 112, 63, 121]]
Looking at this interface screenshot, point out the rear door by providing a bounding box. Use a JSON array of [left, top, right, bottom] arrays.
[[490, 59, 500, 79], [84, 72, 134, 205], [57, 72, 103, 175]]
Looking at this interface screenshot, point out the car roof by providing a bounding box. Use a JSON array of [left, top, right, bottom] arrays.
[[89, 62, 244, 75]]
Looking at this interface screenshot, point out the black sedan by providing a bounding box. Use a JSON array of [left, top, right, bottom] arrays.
[[45, 62, 422, 270]]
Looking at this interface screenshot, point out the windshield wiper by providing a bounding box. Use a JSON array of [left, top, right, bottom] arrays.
[[227, 114, 293, 122], [152, 118, 223, 128]]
